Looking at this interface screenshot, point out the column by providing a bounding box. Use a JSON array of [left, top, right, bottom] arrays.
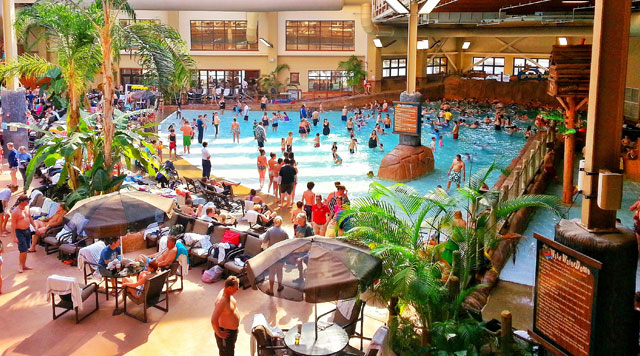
[[580, 0, 632, 230], [406, 1, 418, 93], [2, 0, 18, 90]]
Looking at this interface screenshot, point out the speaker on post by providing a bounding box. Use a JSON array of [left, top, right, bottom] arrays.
[[597, 170, 623, 210]]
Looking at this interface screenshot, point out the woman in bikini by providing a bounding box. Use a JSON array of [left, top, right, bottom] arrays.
[[257, 149, 268, 188], [231, 118, 240, 143], [298, 119, 308, 139]]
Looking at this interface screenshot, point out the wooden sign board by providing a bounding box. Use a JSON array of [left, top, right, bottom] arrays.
[[392, 102, 421, 137], [529, 233, 602, 356]]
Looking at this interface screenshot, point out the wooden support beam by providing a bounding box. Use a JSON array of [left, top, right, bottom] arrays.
[[562, 96, 576, 204]]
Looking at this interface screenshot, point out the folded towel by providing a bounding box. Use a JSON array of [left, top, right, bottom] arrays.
[[46, 275, 83, 311]]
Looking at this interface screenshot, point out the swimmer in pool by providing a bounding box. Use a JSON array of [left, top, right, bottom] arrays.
[[333, 152, 342, 165]]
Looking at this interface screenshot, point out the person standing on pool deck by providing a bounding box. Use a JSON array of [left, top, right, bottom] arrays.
[[446, 154, 466, 191], [12, 195, 36, 273], [196, 115, 207, 144], [180, 120, 193, 154], [341, 106, 348, 121], [202, 142, 212, 179], [267, 153, 277, 194], [257, 149, 268, 188], [279, 159, 297, 208], [302, 182, 315, 221], [260, 95, 268, 111], [242, 102, 250, 121], [452, 121, 460, 140], [299, 104, 307, 120], [211, 276, 240, 356]]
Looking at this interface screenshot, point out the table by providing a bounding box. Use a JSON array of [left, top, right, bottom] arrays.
[[99, 265, 145, 315], [284, 322, 349, 356]]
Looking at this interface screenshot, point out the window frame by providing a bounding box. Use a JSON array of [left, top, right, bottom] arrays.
[[426, 57, 448, 75], [285, 20, 355, 52], [513, 57, 550, 75], [307, 70, 349, 92], [290, 72, 300, 84], [197, 70, 260, 93], [472, 57, 505, 75], [120, 68, 144, 86], [190, 20, 258, 51], [382, 58, 407, 78]]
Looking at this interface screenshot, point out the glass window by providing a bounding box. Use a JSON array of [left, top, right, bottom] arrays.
[[426, 57, 448, 75], [286, 21, 355, 51], [513, 57, 550, 75], [120, 68, 143, 86], [196, 70, 260, 94], [382, 57, 407, 78], [308, 70, 348, 91], [190, 20, 258, 51], [472, 57, 505, 75]]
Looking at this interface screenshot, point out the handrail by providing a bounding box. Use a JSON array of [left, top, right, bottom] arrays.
[[493, 129, 554, 231]]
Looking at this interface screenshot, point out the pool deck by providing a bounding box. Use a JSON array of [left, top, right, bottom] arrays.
[[0, 168, 387, 356]]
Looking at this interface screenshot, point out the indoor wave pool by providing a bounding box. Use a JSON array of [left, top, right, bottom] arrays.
[[158, 105, 537, 200]]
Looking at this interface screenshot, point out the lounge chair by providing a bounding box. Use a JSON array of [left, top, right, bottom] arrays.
[[123, 270, 170, 323], [41, 226, 71, 255], [166, 261, 184, 293], [205, 227, 247, 267], [78, 241, 107, 291], [223, 234, 262, 288], [47, 275, 99, 324], [316, 299, 368, 351]]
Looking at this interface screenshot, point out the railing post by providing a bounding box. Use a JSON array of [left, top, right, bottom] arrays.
[[500, 310, 513, 356]]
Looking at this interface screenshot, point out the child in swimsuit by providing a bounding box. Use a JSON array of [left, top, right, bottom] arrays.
[[313, 134, 320, 148], [281, 138, 286, 152]]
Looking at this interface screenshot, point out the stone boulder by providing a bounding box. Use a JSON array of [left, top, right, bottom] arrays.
[[378, 145, 434, 181]]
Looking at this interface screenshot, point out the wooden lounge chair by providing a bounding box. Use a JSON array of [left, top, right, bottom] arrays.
[[166, 261, 184, 293], [50, 279, 99, 324], [40, 226, 66, 255], [123, 270, 170, 323], [223, 234, 262, 288]]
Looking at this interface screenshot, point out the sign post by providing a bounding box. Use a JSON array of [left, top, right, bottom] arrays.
[[530, 233, 602, 356]]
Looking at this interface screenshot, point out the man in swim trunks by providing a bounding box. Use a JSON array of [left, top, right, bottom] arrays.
[[346, 117, 354, 133], [12, 195, 36, 273], [452, 121, 460, 140], [180, 120, 193, 154], [446, 154, 465, 191], [341, 106, 348, 121]]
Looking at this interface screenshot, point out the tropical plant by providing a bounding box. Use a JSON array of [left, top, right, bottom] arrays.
[[541, 110, 584, 136], [258, 64, 294, 95], [10, 108, 160, 196], [338, 55, 367, 93], [338, 166, 563, 352]]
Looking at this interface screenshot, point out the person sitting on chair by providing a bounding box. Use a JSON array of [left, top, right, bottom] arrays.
[[244, 189, 265, 205], [30, 204, 68, 252], [123, 260, 158, 304], [181, 198, 202, 217], [253, 205, 276, 228], [137, 236, 179, 270]]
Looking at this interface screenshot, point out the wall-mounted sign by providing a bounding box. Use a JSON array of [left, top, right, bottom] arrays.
[[392, 102, 421, 137], [529, 233, 602, 356], [518, 69, 549, 81]]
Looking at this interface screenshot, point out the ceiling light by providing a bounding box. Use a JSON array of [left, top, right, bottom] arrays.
[[419, 0, 441, 14], [259, 38, 273, 48], [561, 1, 589, 4], [417, 40, 429, 50], [462, 41, 471, 50], [373, 38, 383, 48], [385, 0, 409, 14], [558, 37, 568, 45]]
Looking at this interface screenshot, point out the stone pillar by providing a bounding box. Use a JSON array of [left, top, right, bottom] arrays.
[[581, 0, 631, 230], [555, 219, 637, 356], [1, 89, 29, 153]]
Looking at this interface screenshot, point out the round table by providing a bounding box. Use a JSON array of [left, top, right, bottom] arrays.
[[99, 265, 145, 315], [284, 322, 349, 356]]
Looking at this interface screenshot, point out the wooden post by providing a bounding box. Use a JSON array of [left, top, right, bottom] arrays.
[[562, 96, 576, 203], [500, 310, 513, 356], [581, 0, 631, 230], [406, 1, 418, 93], [2, 0, 18, 90]]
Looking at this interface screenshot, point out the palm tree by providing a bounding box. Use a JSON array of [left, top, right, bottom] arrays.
[[338, 55, 367, 93], [339, 171, 562, 350], [258, 64, 291, 95]]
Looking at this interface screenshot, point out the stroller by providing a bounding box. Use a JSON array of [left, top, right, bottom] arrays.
[[163, 160, 181, 189]]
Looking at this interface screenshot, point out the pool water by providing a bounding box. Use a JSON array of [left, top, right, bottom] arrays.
[[157, 104, 536, 201]]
